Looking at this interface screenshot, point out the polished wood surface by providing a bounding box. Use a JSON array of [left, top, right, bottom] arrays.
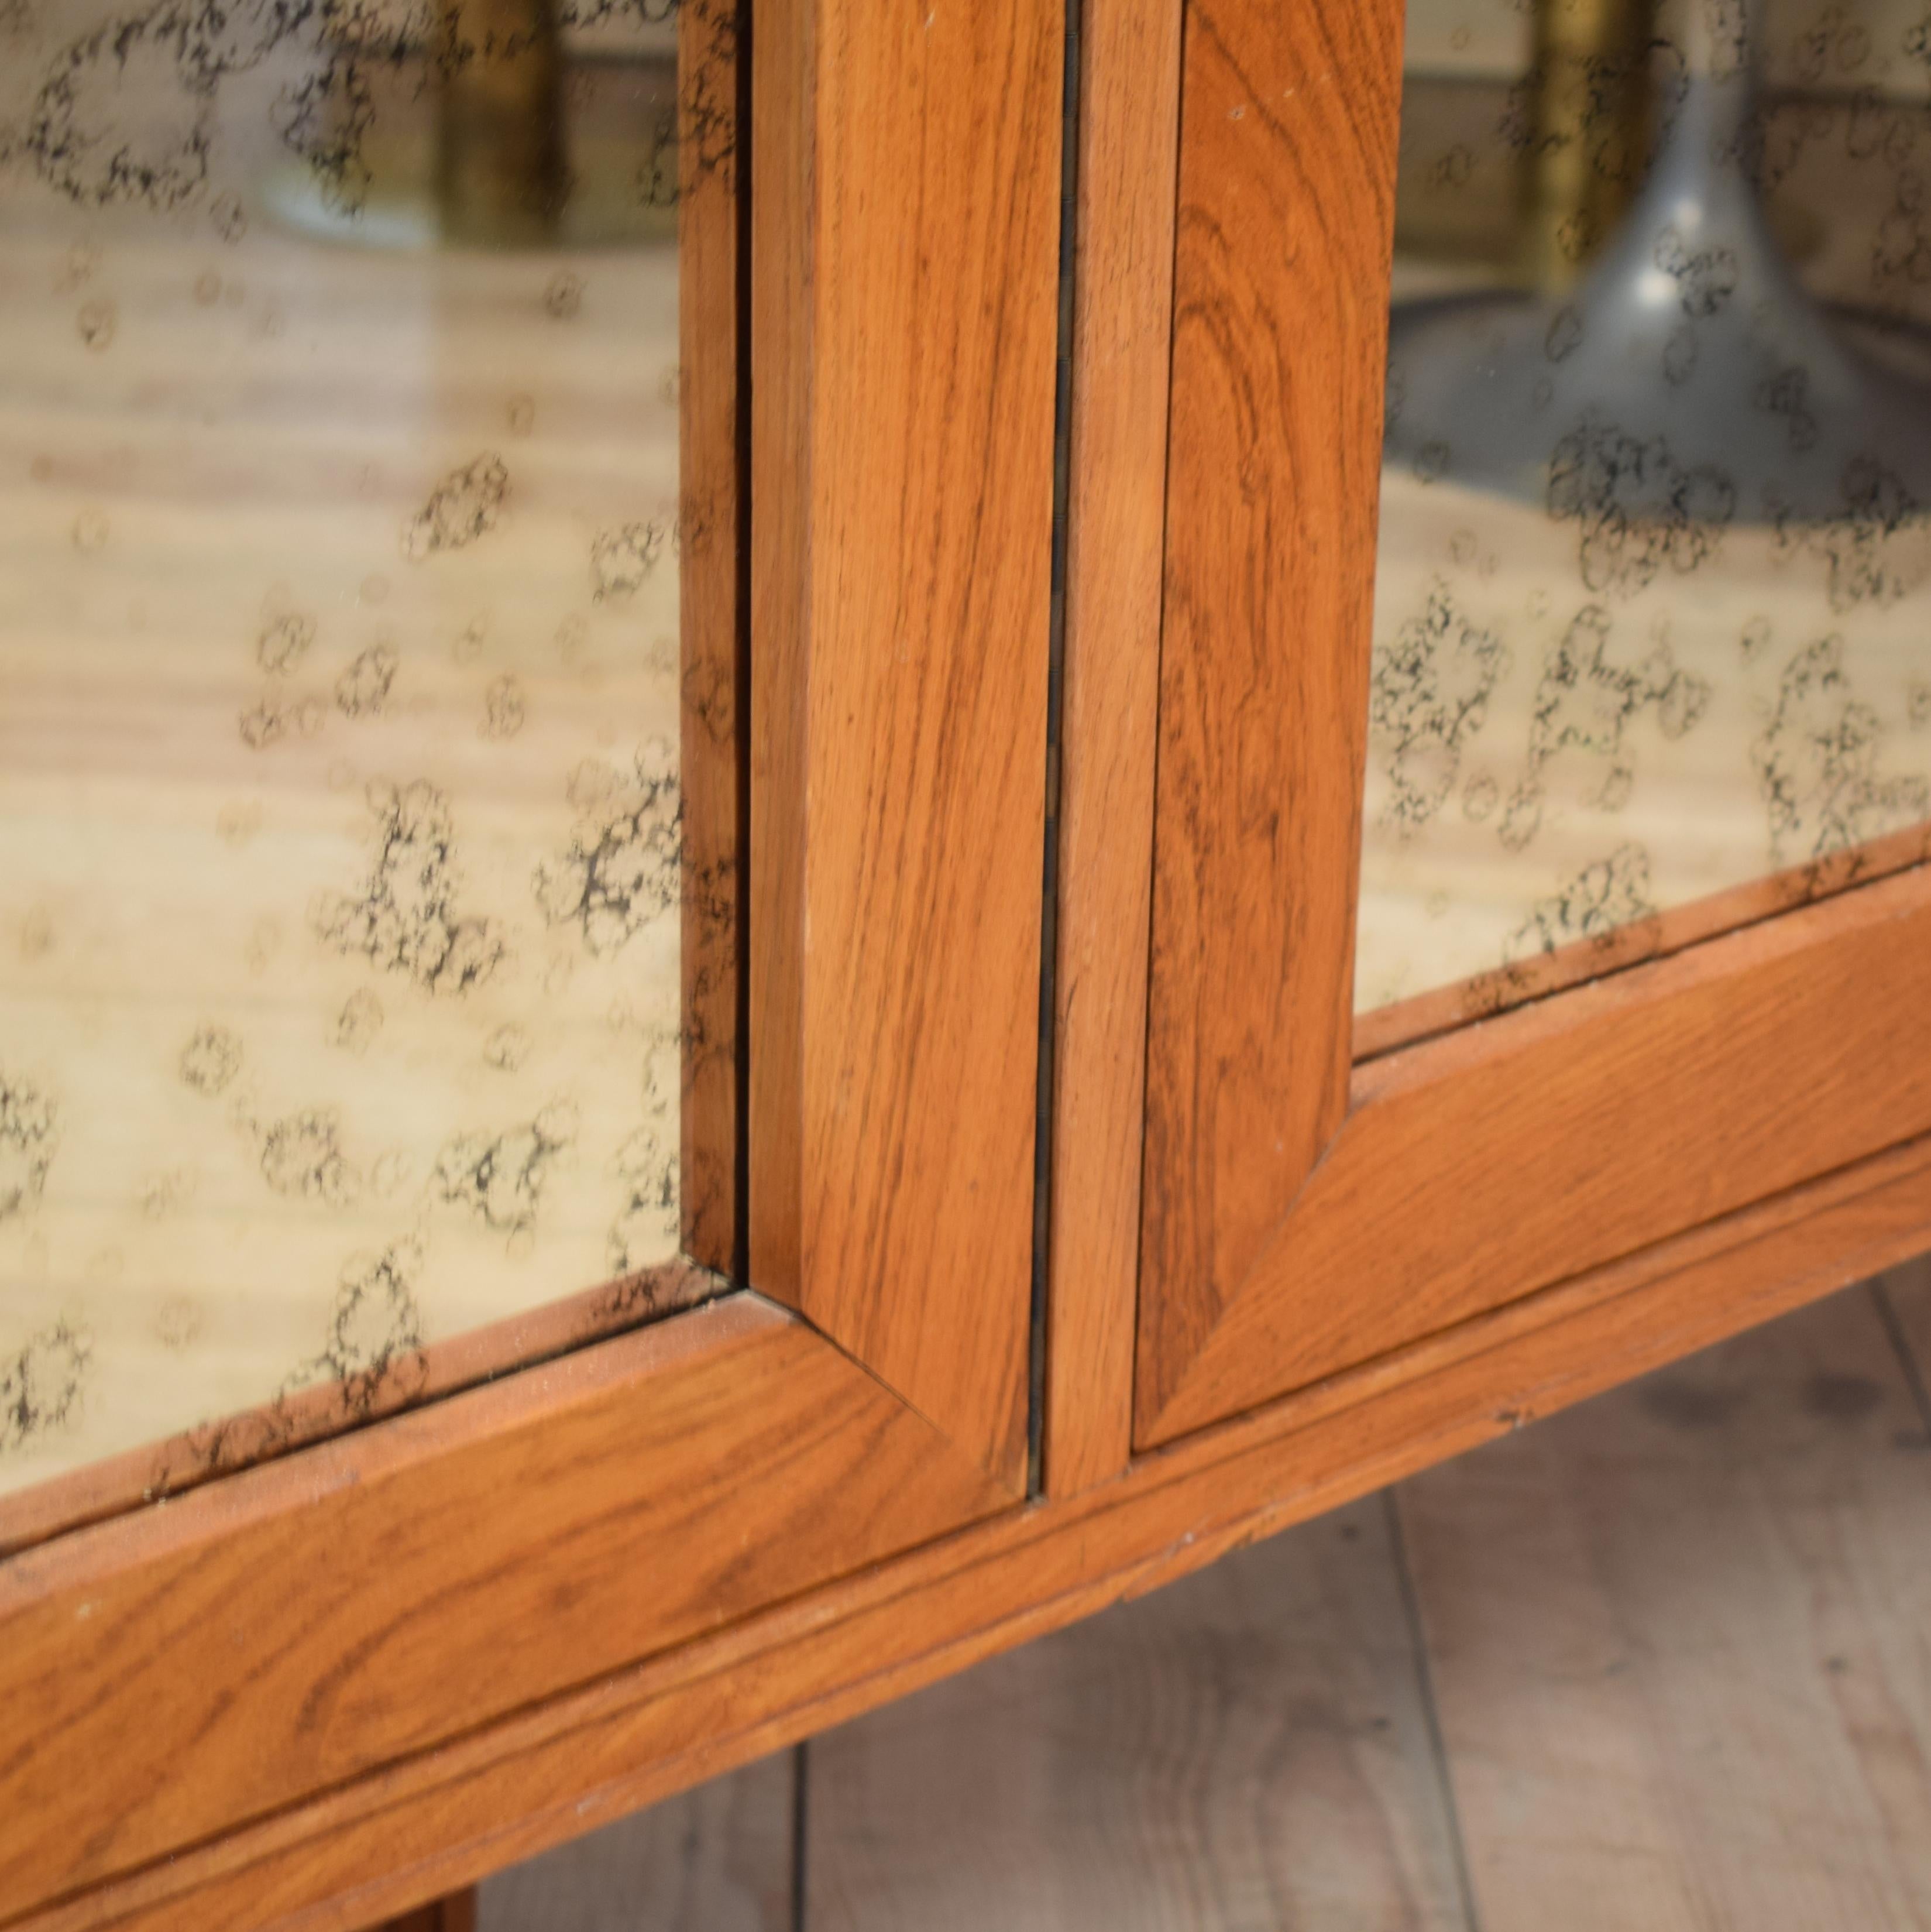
[[784, 1271, 1931, 1931], [5, 0, 1061, 1909], [1129, 0, 1931, 1452], [0, 1255, 714, 1562], [1143, 862, 1931, 1444], [1138, 0, 1404, 1429], [22, 0, 1931, 1918], [748, 0, 1061, 1487], [1353, 819, 1931, 1063], [377, 1267, 1931, 1932], [1042, 0, 1183, 1499], [0, 1295, 1006, 1917], [27, 1127, 1931, 1932]]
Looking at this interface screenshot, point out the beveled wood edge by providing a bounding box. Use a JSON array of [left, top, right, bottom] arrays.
[[0, 1257, 718, 1563], [1, 1292, 1012, 1922], [744, 0, 809, 1302], [1353, 825, 1931, 1064], [1142, 859, 1931, 1444], [2, 0, 752, 1586], [678, 0, 748, 1274], [25, 1126, 1931, 1932], [748, 0, 1060, 1487], [1135, 0, 1404, 1435], [1042, 0, 1183, 1499]]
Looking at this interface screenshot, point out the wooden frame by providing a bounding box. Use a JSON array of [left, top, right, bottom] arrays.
[[0, 1297, 1009, 1916], [1124, 0, 1931, 1450], [1041, 0, 1182, 1498], [2, 0, 1061, 1916], [16, 0, 1931, 1919], [747, 0, 1061, 1484], [678, 0, 751, 1279], [18, 1124, 1931, 1931]]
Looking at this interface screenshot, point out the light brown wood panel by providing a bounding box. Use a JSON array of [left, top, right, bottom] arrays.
[[1043, 0, 1183, 1499], [0, 1296, 1005, 1917], [1139, 0, 1404, 1426], [36, 1130, 1931, 1932], [1353, 821, 1931, 1065], [477, 1753, 792, 1932], [678, 0, 746, 1275], [744, 0, 810, 1302], [0, 1258, 715, 1563], [748, 0, 1061, 1488], [1142, 864, 1931, 1446], [805, 1496, 1466, 1931], [1403, 1286, 1931, 1929]]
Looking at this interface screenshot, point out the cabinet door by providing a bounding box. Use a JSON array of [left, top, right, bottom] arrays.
[[1116, 0, 1931, 1450], [0, 0, 1060, 1919]]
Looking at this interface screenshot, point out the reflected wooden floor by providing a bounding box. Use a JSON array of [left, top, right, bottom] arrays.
[[0, 179, 685, 1502], [477, 1258, 1931, 1931]]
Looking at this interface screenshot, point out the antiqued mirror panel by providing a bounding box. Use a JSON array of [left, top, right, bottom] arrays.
[[1357, 0, 1931, 1024], [0, 0, 739, 1512]]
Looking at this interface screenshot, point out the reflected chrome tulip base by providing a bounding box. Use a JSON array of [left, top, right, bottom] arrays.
[[1384, 56, 1931, 527]]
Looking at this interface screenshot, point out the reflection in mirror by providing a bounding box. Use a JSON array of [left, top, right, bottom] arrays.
[[0, 0, 726, 1512], [1357, 0, 1931, 1027]]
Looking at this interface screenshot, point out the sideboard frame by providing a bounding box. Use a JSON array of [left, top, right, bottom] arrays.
[[0, 0, 1061, 1914]]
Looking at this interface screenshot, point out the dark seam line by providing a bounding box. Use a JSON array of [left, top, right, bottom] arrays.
[[1870, 1276, 1931, 1440], [789, 1738, 810, 1932], [1029, 0, 1084, 1498], [1384, 1488, 1486, 1932], [733, 0, 755, 1289]]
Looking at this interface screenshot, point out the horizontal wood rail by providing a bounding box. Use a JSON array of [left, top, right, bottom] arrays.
[[0, 1297, 1006, 1920], [1140, 862, 1931, 1443], [16, 1125, 1931, 1932]]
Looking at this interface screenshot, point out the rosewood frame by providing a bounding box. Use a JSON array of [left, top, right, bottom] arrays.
[[1, 0, 1060, 1916], [13, 0, 1931, 1921], [22, 1121, 1931, 1931], [1101, 0, 1931, 1457]]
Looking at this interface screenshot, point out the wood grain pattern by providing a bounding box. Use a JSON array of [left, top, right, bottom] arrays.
[[0, 1295, 1005, 1919], [1353, 819, 1931, 1064], [1404, 1287, 1931, 1928], [32, 1127, 1931, 1932], [476, 1753, 791, 1932], [1042, 0, 1183, 1499], [748, 0, 1061, 1485], [0, 1258, 716, 1563], [1138, 0, 1404, 1428], [805, 1495, 1466, 1930], [1143, 862, 1931, 1445], [679, 0, 746, 1274], [744, 0, 810, 1301]]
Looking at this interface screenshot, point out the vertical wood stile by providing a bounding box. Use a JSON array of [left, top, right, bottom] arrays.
[[1043, 0, 1184, 1497], [748, 0, 1064, 1484], [1136, 0, 1404, 1442]]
